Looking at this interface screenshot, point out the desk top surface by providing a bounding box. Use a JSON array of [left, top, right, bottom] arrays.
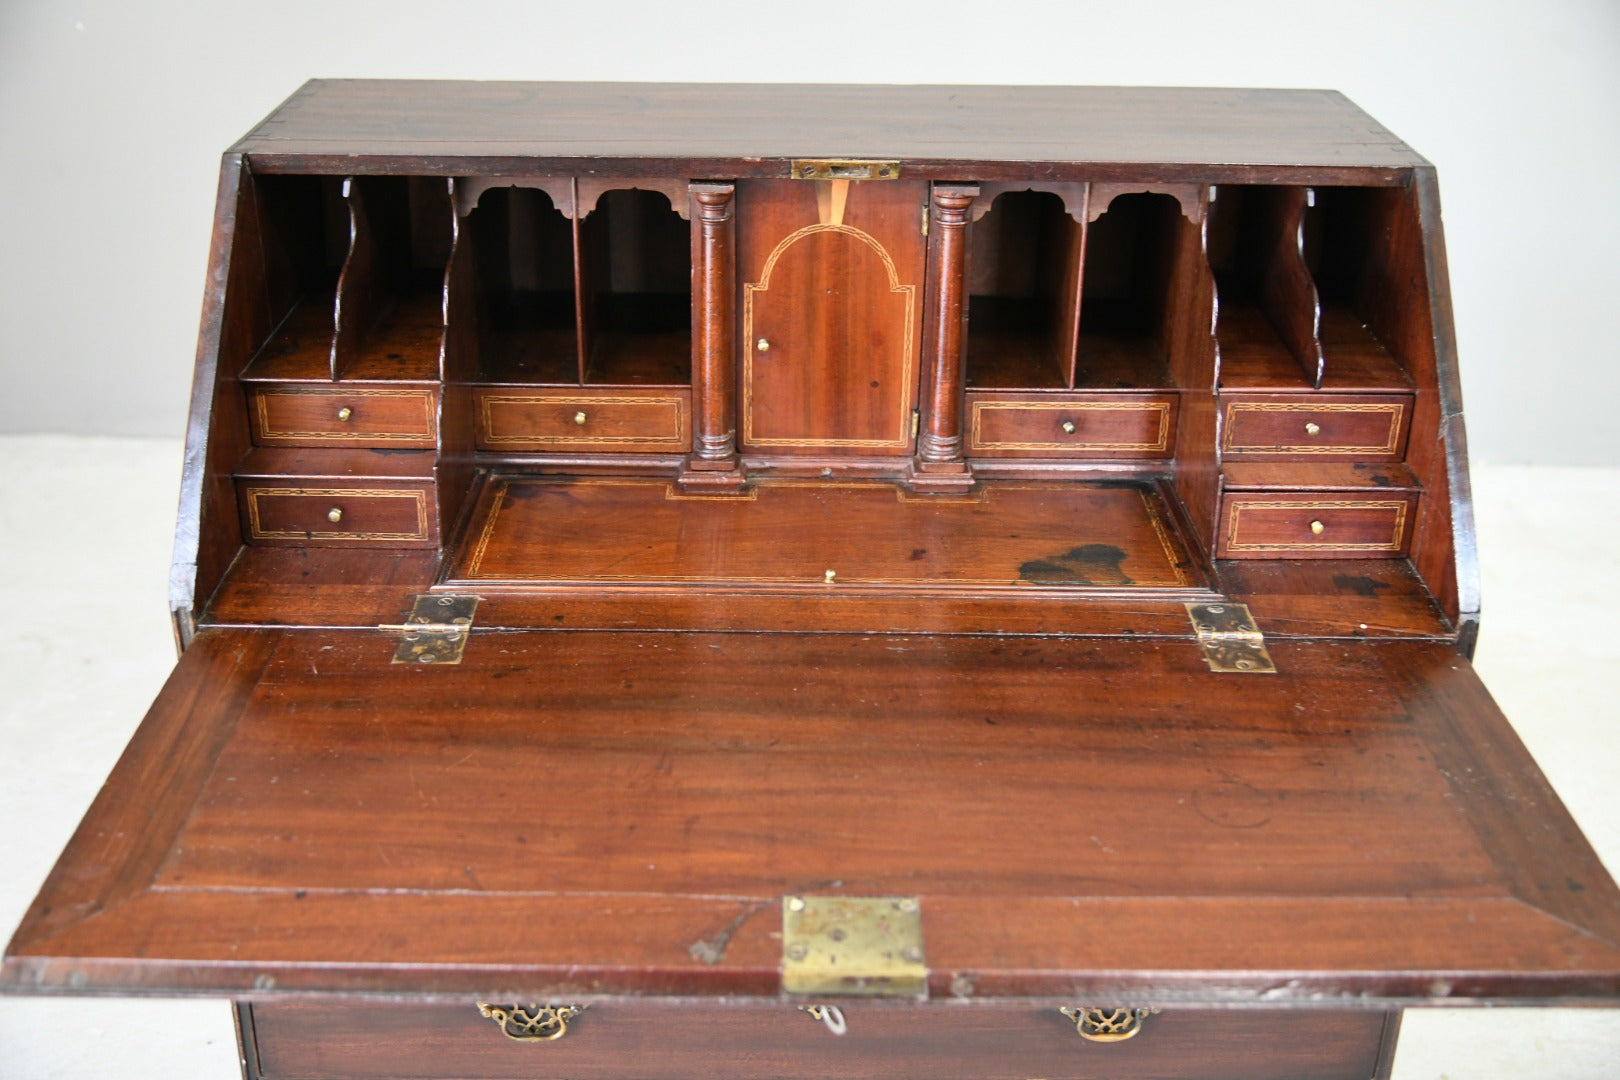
[[5, 627, 1617, 1004], [234, 81, 1428, 178]]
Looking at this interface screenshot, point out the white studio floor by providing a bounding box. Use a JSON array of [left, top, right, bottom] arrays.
[[0, 434, 1617, 1078]]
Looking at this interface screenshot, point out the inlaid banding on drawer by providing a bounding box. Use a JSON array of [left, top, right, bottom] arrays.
[[476, 390, 691, 452], [240, 485, 434, 545], [249, 386, 438, 447], [1221, 396, 1410, 459], [1218, 494, 1418, 559], [968, 396, 1177, 457]]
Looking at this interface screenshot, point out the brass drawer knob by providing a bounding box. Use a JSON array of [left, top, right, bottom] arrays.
[[573, 411, 588, 425], [1059, 1006, 1157, 1042], [756, 337, 771, 352], [476, 1003, 584, 1042], [337, 406, 353, 421], [1310, 519, 1326, 535], [326, 507, 343, 524], [1061, 420, 1077, 434], [1304, 421, 1321, 435]]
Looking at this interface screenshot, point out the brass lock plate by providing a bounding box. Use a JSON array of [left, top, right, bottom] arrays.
[[790, 159, 901, 180], [781, 895, 926, 998]]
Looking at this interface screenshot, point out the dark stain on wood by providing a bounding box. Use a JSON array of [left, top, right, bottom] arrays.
[[1019, 543, 1133, 585]]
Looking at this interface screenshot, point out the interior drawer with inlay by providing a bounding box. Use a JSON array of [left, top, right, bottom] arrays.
[[247, 385, 438, 448], [237, 480, 437, 547], [967, 394, 1178, 458], [475, 388, 691, 452], [1220, 394, 1411, 460], [242, 1001, 1395, 1080], [1218, 491, 1419, 558]]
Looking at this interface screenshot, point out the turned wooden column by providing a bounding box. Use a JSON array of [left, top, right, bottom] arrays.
[[679, 182, 746, 492], [909, 183, 978, 493]]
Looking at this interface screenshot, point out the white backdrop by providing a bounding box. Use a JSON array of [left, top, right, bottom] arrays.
[[1, 0, 1617, 462]]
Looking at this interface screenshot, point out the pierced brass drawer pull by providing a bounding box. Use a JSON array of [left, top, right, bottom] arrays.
[[1059, 1006, 1158, 1042], [476, 1002, 584, 1041]]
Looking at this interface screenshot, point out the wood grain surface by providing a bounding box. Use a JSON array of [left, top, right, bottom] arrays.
[[6, 630, 1617, 1002]]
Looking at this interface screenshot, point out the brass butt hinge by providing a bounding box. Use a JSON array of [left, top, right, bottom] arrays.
[[782, 895, 926, 999], [382, 594, 479, 665], [1186, 602, 1276, 674]]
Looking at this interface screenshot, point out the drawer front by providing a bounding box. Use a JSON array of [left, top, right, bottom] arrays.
[[1221, 395, 1411, 460], [968, 395, 1177, 458], [245, 1001, 1391, 1080], [249, 386, 438, 448], [476, 389, 691, 452], [239, 482, 436, 547], [1218, 493, 1418, 558]]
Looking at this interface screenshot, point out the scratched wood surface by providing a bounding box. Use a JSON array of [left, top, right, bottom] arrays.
[[5, 629, 1618, 1002]]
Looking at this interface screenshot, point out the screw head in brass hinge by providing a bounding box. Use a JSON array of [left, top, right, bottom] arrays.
[[382, 593, 479, 665], [782, 895, 926, 999], [1186, 602, 1276, 674]]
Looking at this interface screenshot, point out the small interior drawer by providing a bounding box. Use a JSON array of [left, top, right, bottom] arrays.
[[1220, 395, 1411, 460], [248, 386, 438, 447], [239, 481, 436, 547], [244, 1001, 1392, 1080], [1218, 492, 1418, 558], [475, 388, 691, 452], [967, 395, 1177, 458]]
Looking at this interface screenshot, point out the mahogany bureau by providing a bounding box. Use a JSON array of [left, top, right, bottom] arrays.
[[4, 82, 1618, 1079]]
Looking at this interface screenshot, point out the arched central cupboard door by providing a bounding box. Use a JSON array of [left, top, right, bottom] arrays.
[[737, 179, 928, 456]]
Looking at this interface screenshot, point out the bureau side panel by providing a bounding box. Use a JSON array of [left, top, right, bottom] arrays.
[[170, 155, 263, 644]]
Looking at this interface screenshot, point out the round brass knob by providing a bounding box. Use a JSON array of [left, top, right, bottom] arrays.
[[1304, 421, 1321, 436], [1061, 420, 1077, 434], [573, 411, 587, 425], [1310, 520, 1326, 535], [337, 406, 353, 422], [327, 508, 343, 524], [756, 338, 771, 353]]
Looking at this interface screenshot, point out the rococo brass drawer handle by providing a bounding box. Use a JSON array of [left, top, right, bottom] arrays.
[[476, 1002, 585, 1041], [1059, 1006, 1159, 1042]]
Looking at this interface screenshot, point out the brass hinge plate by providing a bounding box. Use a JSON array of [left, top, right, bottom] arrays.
[[1186, 602, 1276, 674], [383, 594, 479, 665], [782, 895, 926, 998], [791, 159, 901, 181]]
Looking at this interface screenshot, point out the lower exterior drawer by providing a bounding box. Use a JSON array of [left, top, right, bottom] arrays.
[[1218, 492, 1419, 559], [966, 394, 1177, 458], [1220, 394, 1412, 460], [248, 385, 439, 448], [243, 1001, 1396, 1080], [475, 387, 691, 452], [239, 481, 437, 547]]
